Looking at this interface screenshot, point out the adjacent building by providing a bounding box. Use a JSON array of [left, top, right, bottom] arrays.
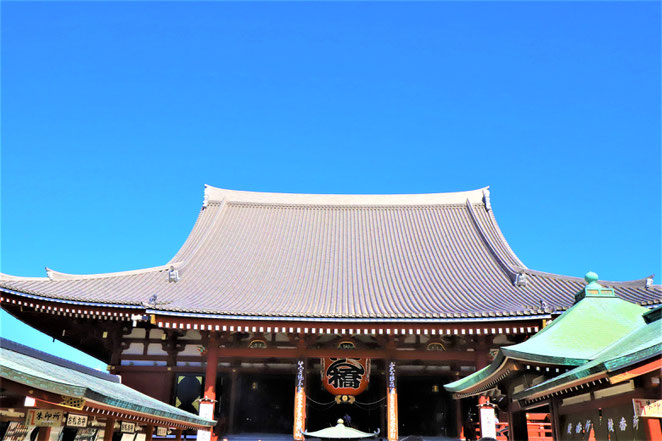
[[445, 272, 662, 441], [0, 338, 214, 441]]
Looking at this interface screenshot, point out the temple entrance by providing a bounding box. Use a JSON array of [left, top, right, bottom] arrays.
[[233, 373, 294, 434], [397, 375, 457, 437], [306, 371, 384, 435], [212, 363, 460, 438]]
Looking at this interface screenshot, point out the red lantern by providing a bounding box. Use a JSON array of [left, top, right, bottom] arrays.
[[321, 358, 371, 396]]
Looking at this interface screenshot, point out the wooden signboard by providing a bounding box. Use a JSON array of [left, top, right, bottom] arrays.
[[633, 398, 662, 418], [120, 422, 136, 434], [25, 409, 64, 427], [66, 414, 89, 428], [155, 428, 168, 437]]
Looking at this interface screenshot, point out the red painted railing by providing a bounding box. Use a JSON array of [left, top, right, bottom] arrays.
[[474, 413, 553, 441], [526, 413, 553, 441]]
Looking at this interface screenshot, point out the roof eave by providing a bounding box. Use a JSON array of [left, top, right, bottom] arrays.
[[149, 309, 552, 323]]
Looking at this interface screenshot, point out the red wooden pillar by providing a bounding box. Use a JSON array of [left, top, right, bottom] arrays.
[[549, 398, 562, 441], [455, 398, 464, 439], [198, 334, 219, 441], [36, 427, 51, 441], [645, 417, 662, 441], [450, 364, 464, 439], [475, 336, 489, 371], [144, 426, 153, 441], [205, 334, 219, 403], [103, 419, 115, 441], [174, 429, 182, 441]]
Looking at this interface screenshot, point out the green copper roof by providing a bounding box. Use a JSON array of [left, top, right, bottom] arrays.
[[445, 273, 650, 395], [501, 295, 647, 365], [443, 353, 508, 394], [0, 338, 214, 428], [514, 305, 662, 401]]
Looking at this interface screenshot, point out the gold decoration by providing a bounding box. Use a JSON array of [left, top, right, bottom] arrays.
[[426, 342, 445, 351], [337, 341, 355, 349], [334, 395, 355, 404], [59, 396, 85, 410], [248, 339, 267, 349]]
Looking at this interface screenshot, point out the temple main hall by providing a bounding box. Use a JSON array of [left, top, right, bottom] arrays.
[[1, 186, 660, 440]]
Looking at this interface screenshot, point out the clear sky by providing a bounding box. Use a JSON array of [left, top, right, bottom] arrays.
[[1, 1, 660, 368]]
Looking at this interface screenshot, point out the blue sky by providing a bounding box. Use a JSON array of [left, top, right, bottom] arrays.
[[1, 1, 660, 368]]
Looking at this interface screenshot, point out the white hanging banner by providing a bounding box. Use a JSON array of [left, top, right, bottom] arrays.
[[196, 401, 214, 441], [479, 406, 497, 439]]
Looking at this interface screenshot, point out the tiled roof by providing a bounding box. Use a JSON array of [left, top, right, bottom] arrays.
[[0, 338, 214, 427], [0, 186, 659, 321]]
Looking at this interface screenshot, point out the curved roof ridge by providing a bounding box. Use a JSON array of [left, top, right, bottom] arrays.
[[465, 199, 519, 282], [0, 272, 49, 282], [204, 184, 489, 206], [7, 263, 180, 281], [523, 268, 659, 289], [168, 198, 228, 267], [485, 206, 527, 269]]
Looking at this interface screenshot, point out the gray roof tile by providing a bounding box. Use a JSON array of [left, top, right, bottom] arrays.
[[1, 186, 660, 320]]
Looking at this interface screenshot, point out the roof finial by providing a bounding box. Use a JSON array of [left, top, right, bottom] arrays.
[[482, 187, 491, 211], [584, 271, 599, 285], [203, 185, 209, 208], [575, 270, 614, 303]]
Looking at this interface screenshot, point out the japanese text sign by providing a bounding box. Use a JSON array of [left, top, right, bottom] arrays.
[[66, 414, 88, 428], [120, 422, 136, 433], [633, 398, 662, 418], [25, 409, 64, 427]]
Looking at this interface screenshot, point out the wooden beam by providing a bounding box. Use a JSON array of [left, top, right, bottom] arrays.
[[122, 347, 478, 361], [104, 418, 115, 441], [609, 357, 662, 384], [36, 427, 51, 441]]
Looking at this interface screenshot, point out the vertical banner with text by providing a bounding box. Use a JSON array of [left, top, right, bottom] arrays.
[[293, 360, 307, 441], [197, 401, 214, 441], [479, 403, 497, 439], [386, 361, 398, 441]]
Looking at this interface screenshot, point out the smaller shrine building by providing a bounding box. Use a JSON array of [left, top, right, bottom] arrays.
[[0, 338, 214, 441], [445, 272, 662, 441]]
